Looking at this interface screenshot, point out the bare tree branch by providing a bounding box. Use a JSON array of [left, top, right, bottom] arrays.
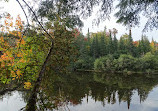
[[21, 0, 53, 40], [16, 0, 29, 27]]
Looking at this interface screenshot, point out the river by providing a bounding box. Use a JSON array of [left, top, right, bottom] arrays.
[[0, 72, 158, 111]]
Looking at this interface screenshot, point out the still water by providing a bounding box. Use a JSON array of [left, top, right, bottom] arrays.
[[1, 72, 158, 111]]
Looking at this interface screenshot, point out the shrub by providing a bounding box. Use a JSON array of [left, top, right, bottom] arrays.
[[140, 52, 158, 71], [94, 57, 106, 71], [117, 54, 136, 71], [94, 55, 114, 71], [74, 56, 95, 70]]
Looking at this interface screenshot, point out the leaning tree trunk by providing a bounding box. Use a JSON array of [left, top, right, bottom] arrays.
[[14, 1, 55, 110], [25, 42, 54, 111]]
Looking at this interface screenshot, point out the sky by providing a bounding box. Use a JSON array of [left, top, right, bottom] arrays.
[[0, 0, 157, 41], [81, 9, 158, 41]]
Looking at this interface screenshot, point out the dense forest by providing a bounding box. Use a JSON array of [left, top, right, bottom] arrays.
[[72, 28, 158, 74]]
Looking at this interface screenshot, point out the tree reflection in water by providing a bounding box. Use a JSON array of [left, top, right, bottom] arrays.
[[29, 72, 158, 111]]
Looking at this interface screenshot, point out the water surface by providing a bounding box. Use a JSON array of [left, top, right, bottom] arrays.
[[0, 72, 158, 111]]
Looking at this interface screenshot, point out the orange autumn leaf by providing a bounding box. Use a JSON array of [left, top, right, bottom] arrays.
[[1, 53, 7, 60], [17, 53, 22, 57], [21, 39, 25, 45], [17, 70, 22, 77], [15, 15, 24, 31]]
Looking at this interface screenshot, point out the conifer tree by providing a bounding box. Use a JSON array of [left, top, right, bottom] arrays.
[[87, 28, 90, 44], [138, 35, 151, 56], [119, 36, 127, 54], [108, 30, 113, 54], [95, 34, 100, 58], [100, 34, 106, 56], [127, 28, 134, 56], [90, 36, 95, 58], [113, 28, 118, 53]]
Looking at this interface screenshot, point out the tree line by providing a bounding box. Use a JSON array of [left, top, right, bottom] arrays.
[[73, 28, 158, 73]]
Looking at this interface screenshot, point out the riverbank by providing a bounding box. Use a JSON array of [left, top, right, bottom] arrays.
[[76, 69, 158, 75]]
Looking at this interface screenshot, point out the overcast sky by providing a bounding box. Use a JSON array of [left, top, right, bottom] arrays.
[[0, 0, 157, 41]]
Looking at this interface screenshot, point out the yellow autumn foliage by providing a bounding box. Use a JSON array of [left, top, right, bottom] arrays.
[[11, 71, 16, 79], [18, 32, 22, 37], [0, 14, 33, 84], [0, 37, 4, 42], [24, 82, 32, 89], [19, 59, 25, 63]]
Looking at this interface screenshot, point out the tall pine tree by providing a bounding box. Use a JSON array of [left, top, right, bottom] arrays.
[[127, 28, 135, 56], [100, 33, 107, 56], [113, 28, 118, 53], [108, 30, 113, 54]]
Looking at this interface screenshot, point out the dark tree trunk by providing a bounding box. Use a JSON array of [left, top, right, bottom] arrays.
[[26, 42, 54, 111]]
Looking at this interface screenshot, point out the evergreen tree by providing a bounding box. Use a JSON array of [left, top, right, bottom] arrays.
[[90, 34, 100, 58], [79, 38, 88, 58], [87, 28, 90, 45], [107, 30, 113, 54], [100, 34, 107, 56], [95, 34, 100, 58], [150, 37, 155, 54], [86, 28, 91, 55], [127, 28, 135, 56], [113, 28, 118, 53], [90, 37, 94, 57], [138, 35, 151, 56], [119, 36, 127, 54], [138, 39, 144, 56], [90, 36, 97, 58], [143, 36, 151, 54]]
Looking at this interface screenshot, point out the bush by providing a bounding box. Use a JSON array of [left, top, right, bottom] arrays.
[[132, 58, 143, 71], [140, 52, 158, 71], [74, 56, 95, 70], [94, 55, 114, 71], [94, 57, 106, 71], [117, 54, 136, 71], [74, 53, 158, 73]]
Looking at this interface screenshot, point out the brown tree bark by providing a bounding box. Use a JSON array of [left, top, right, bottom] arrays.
[[26, 42, 54, 111]]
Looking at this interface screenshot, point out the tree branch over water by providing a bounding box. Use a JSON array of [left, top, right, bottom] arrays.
[[16, 0, 54, 110]]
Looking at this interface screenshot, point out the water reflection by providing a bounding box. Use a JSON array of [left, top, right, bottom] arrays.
[[1, 72, 158, 111], [0, 91, 26, 111], [37, 72, 158, 111]]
